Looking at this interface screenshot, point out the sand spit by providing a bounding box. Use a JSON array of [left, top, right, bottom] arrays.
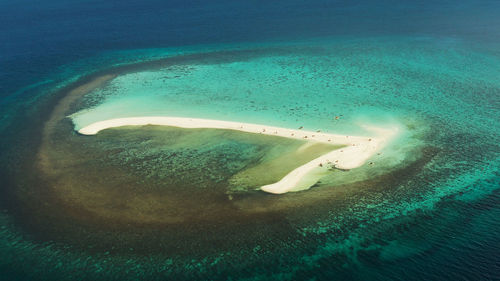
[[77, 117, 399, 194]]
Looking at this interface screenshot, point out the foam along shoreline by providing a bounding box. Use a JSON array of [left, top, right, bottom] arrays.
[[77, 117, 400, 194]]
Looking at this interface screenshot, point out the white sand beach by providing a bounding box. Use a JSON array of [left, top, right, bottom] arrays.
[[77, 117, 399, 194]]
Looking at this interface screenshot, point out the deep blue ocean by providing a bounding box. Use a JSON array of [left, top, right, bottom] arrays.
[[1, 1, 499, 280]]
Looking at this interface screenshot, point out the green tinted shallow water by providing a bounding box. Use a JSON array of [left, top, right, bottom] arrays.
[[72, 38, 500, 135], [1, 38, 499, 280], [68, 37, 499, 235], [71, 37, 500, 194]]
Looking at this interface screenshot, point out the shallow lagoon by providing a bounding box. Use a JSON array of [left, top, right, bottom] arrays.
[[1, 37, 499, 280]]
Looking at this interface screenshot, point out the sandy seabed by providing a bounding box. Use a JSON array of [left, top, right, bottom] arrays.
[[78, 116, 400, 194]]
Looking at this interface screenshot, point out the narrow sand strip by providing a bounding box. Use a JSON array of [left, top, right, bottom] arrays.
[[77, 117, 399, 194]]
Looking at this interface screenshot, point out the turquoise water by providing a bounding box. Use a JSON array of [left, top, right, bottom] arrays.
[[71, 37, 499, 188], [2, 37, 499, 280], [1, 1, 500, 280]]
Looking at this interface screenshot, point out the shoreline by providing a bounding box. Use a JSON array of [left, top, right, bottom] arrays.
[[78, 116, 400, 194]]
